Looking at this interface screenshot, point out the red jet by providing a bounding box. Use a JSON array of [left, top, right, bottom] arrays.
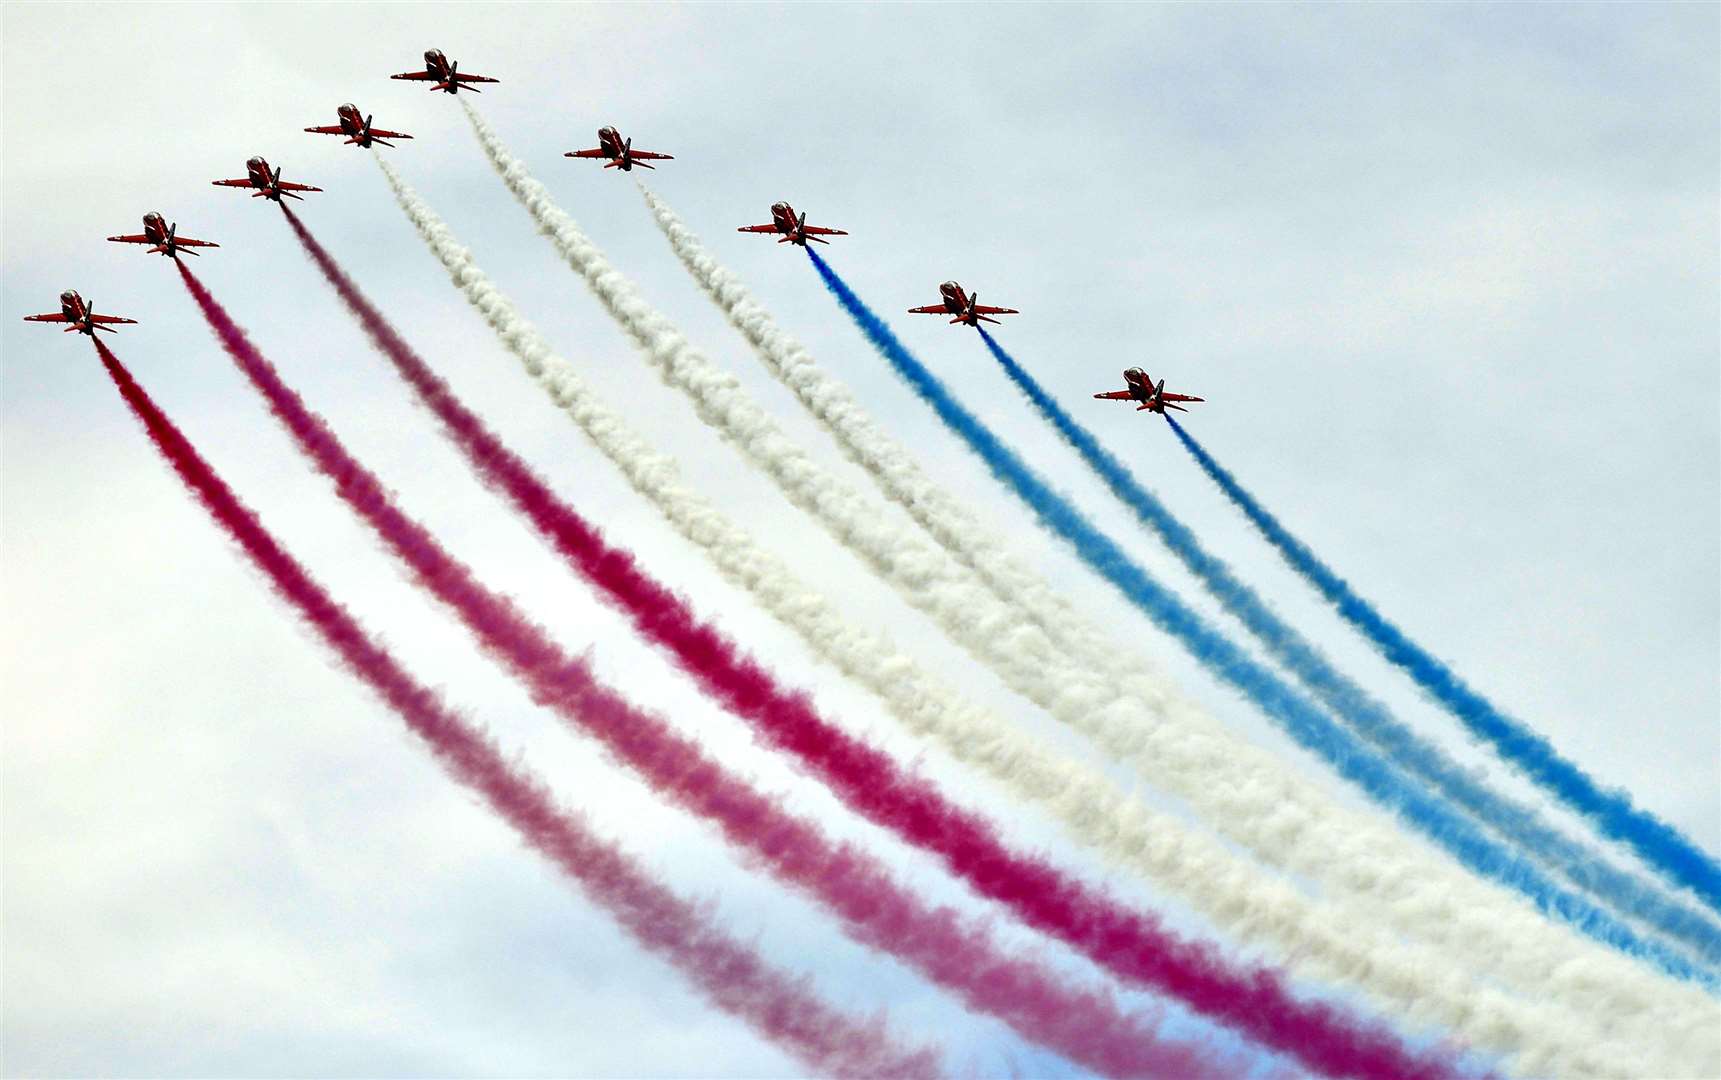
[[564, 126, 673, 171], [305, 104, 413, 148], [22, 290, 137, 335], [107, 212, 219, 259], [738, 202, 848, 246], [908, 281, 1019, 327], [390, 49, 498, 94], [211, 156, 323, 202], [1093, 367, 1204, 414]]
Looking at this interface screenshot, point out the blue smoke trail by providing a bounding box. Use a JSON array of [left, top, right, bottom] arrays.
[[975, 329, 1720, 964], [1164, 414, 1721, 916], [806, 246, 1713, 985]]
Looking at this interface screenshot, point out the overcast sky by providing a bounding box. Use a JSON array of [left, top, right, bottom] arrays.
[[4, 3, 1716, 1076]]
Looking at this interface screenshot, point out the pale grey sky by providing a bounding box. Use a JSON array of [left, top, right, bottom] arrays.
[[4, 3, 1716, 1075]]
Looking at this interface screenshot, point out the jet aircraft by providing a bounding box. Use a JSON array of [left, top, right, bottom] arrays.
[[737, 202, 848, 246], [908, 281, 1019, 326], [564, 126, 672, 171], [305, 104, 413, 148], [107, 212, 219, 259], [390, 49, 498, 94], [1093, 368, 1204, 414], [211, 156, 323, 202], [22, 290, 137, 335]]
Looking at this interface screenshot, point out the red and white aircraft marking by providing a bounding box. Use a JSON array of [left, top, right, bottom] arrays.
[[107, 212, 219, 259], [22, 290, 137, 335], [565, 126, 673, 171], [908, 281, 1019, 326], [390, 49, 498, 94], [1094, 368, 1204, 414], [738, 202, 848, 246], [211, 156, 322, 202], [305, 104, 413, 148]]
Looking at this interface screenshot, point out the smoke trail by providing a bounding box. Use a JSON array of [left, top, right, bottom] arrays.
[[456, 105, 1718, 1064], [371, 159, 1645, 1078], [630, 185, 1721, 1069], [91, 337, 940, 1078], [1164, 415, 1721, 913], [278, 204, 1491, 1080], [637, 183, 1110, 663], [974, 329, 1721, 965], [804, 249, 1721, 1058], [171, 262, 1283, 1080]]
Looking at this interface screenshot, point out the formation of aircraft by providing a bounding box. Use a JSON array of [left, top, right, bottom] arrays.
[[106, 212, 219, 259], [1094, 368, 1204, 415], [565, 126, 673, 171], [211, 156, 323, 202], [34, 47, 1206, 423], [390, 49, 498, 94], [908, 281, 1019, 327], [304, 103, 413, 148], [738, 202, 848, 246], [22, 290, 136, 335]]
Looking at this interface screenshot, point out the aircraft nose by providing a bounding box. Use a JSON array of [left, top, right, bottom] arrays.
[[772, 202, 789, 212], [61, 290, 76, 303], [248, 156, 264, 166], [426, 49, 442, 63]]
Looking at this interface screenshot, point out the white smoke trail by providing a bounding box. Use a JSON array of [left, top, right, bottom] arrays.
[[642, 184, 1721, 978], [368, 152, 1660, 1079], [365, 155, 1656, 1077], [637, 184, 1140, 679], [449, 115, 1716, 1066], [453, 104, 1719, 1067]]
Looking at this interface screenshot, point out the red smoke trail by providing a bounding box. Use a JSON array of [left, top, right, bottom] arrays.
[[90, 336, 939, 1078], [279, 207, 1469, 1080], [174, 261, 1251, 1080]]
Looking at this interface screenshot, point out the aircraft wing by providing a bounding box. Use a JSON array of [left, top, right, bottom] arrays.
[[1161, 392, 1203, 403], [22, 312, 72, 323], [173, 237, 220, 249], [304, 125, 347, 135], [90, 314, 137, 324], [907, 304, 950, 314], [106, 233, 152, 244], [802, 226, 848, 236], [277, 180, 322, 192], [211, 178, 254, 188], [1093, 390, 1135, 400], [630, 150, 673, 160], [389, 71, 436, 81], [454, 72, 499, 84], [973, 305, 1019, 315], [564, 148, 609, 158], [365, 127, 413, 141], [737, 224, 780, 233]]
